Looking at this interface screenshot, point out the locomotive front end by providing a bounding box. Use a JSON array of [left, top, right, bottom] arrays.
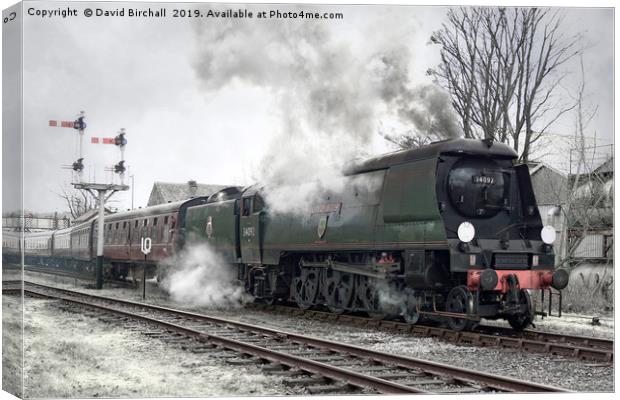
[[436, 140, 568, 330]]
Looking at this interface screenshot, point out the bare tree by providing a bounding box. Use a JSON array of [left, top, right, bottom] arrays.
[[427, 7, 581, 162], [534, 56, 612, 311], [55, 183, 95, 220]]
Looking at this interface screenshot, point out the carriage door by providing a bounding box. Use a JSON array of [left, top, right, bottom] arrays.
[[240, 195, 263, 264]]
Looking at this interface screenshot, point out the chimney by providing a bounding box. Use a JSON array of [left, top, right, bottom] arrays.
[[188, 180, 198, 197]]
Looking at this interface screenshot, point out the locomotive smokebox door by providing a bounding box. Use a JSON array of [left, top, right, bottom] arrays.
[[240, 192, 264, 264]]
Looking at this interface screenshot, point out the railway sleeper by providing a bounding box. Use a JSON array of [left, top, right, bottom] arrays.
[[306, 383, 357, 394], [328, 360, 367, 367], [309, 355, 350, 362], [207, 351, 241, 359], [348, 364, 401, 372], [226, 357, 263, 366], [371, 370, 423, 380], [435, 386, 486, 394], [283, 376, 329, 386], [397, 378, 449, 386], [264, 368, 306, 377]]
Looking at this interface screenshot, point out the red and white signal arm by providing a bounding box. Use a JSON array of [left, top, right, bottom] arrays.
[[90, 137, 116, 144], [49, 120, 75, 128]]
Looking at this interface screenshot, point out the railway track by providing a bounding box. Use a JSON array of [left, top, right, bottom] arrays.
[[3, 281, 566, 394], [248, 303, 614, 363], [3, 264, 136, 288]]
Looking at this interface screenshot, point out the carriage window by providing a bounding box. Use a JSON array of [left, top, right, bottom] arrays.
[[135, 220, 138, 228], [115, 222, 119, 229], [242, 198, 251, 216], [123, 221, 126, 229], [164, 216, 169, 224], [153, 217, 158, 226], [143, 219, 147, 226]]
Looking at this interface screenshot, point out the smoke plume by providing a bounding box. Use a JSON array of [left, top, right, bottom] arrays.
[[161, 243, 253, 308], [192, 7, 461, 213]]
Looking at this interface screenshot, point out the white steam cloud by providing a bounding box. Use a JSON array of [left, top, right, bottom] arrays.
[[192, 7, 461, 214], [161, 244, 253, 308]]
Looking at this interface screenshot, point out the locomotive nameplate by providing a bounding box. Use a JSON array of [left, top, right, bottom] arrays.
[[311, 202, 342, 215]]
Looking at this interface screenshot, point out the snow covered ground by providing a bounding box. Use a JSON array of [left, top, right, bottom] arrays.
[[2, 293, 290, 398], [3, 271, 615, 394], [2, 292, 23, 398]]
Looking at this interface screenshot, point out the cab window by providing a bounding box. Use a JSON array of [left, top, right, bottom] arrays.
[[242, 198, 251, 217]]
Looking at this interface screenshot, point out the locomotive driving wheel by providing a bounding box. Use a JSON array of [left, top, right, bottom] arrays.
[[507, 289, 534, 331], [292, 267, 319, 310], [445, 285, 476, 331], [357, 276, 389, 319], [323, 270, 354, 314]]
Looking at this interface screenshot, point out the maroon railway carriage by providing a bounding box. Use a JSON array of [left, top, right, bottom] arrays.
[[8, 197, 210, 281], [100, 196, 209, 279]]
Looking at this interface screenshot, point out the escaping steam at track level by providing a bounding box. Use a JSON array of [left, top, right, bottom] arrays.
[[160, 244, 253, 308], [192, 10, 461, 214]]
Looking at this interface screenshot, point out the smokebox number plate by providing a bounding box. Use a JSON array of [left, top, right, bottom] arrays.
[[472, 175, 495, 185]]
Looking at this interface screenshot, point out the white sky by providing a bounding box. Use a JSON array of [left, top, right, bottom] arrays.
[[1, 1, 614, 214]]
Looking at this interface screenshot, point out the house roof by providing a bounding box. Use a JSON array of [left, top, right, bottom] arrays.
[[147, 181, 233, 206], [527, 162, 569, 206], [593, 157, 614, 175], [528, 161, 567, 178]]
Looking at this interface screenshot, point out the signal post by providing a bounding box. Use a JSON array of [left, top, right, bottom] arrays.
[[73, 183, 129, 288], [53, 111, 130, 289]]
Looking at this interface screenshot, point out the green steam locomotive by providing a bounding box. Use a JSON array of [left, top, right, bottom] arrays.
[[183, 138, 569, 331]]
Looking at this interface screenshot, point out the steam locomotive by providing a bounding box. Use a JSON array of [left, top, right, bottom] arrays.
[[185, 138, 569, 330], [3, 138, 568, 331]]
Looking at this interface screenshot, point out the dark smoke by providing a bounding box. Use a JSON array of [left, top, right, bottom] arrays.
[[373, 49, 461, 139], [191, 7, 462, 212]]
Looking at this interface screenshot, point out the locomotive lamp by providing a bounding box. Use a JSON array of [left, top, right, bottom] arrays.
[[457, 221, 475, 243], [541, 225, 556, 244]]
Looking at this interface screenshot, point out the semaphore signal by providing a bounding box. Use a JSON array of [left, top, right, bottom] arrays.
[[51, 110, 130, 290], [51, 111, 87, 182]]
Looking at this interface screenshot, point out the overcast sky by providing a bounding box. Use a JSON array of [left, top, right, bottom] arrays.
[[3, 1, 614, 214]]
